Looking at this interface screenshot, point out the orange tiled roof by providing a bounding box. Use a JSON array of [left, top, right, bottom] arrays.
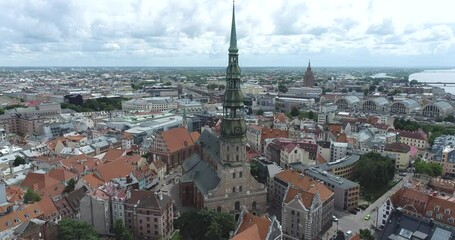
[[232, 224, 261, 240], [284, 186, 315, 208], [275, 169, 333, 203], [274, 113, 287, 123], [0, 203, 43, 232], [21, 172, 60, 191], [38, 196, 59, 221], [81, 173, 105, 189], [95, 158, 134, 182], [101, 149, 126, 162], [6, 186, 25, 203], [328, 124, 343, 136], [234, 212, 271, 240], [261, 128, 289, 142], [161, 127, 196, 153], [60, 155, 101, 175], [190, 131, 201, 142], [48, 167, 77, 182]]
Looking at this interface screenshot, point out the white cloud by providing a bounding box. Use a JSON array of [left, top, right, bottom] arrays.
[[0, 0, 454, 66]]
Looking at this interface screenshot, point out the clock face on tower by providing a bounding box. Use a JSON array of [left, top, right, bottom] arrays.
[[234, 126, 242, 134]]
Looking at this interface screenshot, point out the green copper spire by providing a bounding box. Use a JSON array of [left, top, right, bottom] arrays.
[[221, 0, 245, 142], [229, 1, 238, 52]]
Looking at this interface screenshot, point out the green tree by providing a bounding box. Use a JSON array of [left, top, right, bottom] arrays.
[[369, 85, 376, 92], [13, 156, 26, 167], [58, 218, 100, 240], [363, 89, 369, 96], [444, 115, 455, 123], [113, 219, 133, 240], [0, 108, 4, 115], [356, 152, 395, 190], [308, 111, 315, 120], [174, 209, 235, 240], [278, 83, 288, 93], [256, 109, 264, 116], [377, 86, 385, 92], [23, 189, 41, 204], [359, 229, 375, 240], [415, 159, 442, 177], [205, 222, 222, 240], [290, 107, 300, 117], [410, 79, 419, 85], [63, 178, 77, 193]]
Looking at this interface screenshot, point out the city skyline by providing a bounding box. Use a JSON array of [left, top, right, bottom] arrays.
[[0, 0, 454, 67]]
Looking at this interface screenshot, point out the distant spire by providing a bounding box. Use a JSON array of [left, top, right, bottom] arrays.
[[229, 1, 238, 52], [308, 60, 311, 69]]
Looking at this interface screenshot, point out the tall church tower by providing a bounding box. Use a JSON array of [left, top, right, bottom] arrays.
[[202, 2, 267, 217], [303, 60, 315, 87], [220, 2, 247, 166]]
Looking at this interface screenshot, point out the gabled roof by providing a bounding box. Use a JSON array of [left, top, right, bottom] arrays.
[[284, 186, 315, 209], [233, 211, 271, 240], [81, 173, 105, 189], [0, 203, 43, 232], [275, 169, 333, 203], [38, 196, 59, 220], [161, 127, 196, 153], [125, 190, 171, 210], [95, 158, 134, 182], [101, 149, 126, 162], [180, 154, 220, 195], [21, 172, 60, 191], [47, 167, 77, 182]]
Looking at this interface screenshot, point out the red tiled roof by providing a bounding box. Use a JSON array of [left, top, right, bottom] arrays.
[[81, 173, 105, 189], [38, 196, 59, 221], [234, 212, 271, 240], [276, 169, 333, 203], [48, 167, 77, 182], [101, 149, 126, 162], [0, 203, 43, 232], [161, 127, 196, 153], [261, 128, 289, 142], [21, 173, 60, 191], [95, 158, 134, 182]]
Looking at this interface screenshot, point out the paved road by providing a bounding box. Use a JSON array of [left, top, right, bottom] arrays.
[[323, 173, 413, 239]]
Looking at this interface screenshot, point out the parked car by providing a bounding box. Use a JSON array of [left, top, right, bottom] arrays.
[[364, 214, 371, 220], [349, 209, 357, 214]]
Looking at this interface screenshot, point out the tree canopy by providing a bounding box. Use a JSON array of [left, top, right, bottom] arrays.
[[63, 178, 77, 193], [174, 209, 235, 240], [359, 229, 375, 240], [58, 219, 100, 240], [113, 219, 133, 240], [355, 152, 395, 190], [61, 97, 124, 112], [23, 189, 41, 204], [13, 156, 26, 167], [415, 159, 442, 177], [278, 83, 288, 93], [290, 107, 300, 117]]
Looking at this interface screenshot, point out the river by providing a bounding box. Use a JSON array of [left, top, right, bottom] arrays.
[[409, 70, 455, 95]]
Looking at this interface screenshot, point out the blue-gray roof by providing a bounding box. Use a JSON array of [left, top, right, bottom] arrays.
[[197, 129, 220, 161], [180, 153, 220, 195]]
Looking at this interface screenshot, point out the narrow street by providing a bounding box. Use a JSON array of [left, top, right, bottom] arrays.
[[324, 173, 413, 239]]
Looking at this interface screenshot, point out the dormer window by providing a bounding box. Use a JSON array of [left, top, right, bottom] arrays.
[[445, 208, 451, 215], [434, 206, 440, 212]]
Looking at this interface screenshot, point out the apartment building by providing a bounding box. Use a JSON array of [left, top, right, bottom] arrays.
[[384, 142, 412, 170], [124, 190, 173, 240]]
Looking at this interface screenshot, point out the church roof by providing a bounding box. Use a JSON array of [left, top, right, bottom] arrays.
[[180, 154, 220, 195], [197, 129, 221, 161]]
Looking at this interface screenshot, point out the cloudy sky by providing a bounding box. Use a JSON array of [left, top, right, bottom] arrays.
[[0, 0, 454, 67]]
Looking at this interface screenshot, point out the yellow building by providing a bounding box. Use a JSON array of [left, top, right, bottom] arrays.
[[384, 143, 411, 170]]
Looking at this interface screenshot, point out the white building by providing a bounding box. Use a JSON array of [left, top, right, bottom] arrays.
[[330, 142, 348, 162], [122, 97, 178, 112]]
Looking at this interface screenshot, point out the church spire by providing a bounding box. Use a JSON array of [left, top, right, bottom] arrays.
[[229, 1, 238, 53]]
